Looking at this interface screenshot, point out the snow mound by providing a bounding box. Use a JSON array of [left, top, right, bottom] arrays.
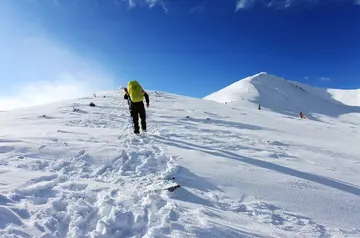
[[204, 72, 360, 119]]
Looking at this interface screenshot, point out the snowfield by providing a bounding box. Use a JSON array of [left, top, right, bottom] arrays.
[[1, 74, 360, 237]]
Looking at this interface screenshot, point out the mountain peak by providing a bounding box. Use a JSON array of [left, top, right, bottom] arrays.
[[246, 72, 285, 81], [203, 72, 288, 104], [253, 71, 268, 76], [204, 73, 360, 117]]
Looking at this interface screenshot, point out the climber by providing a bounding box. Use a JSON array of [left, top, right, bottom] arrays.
[[123, 80, 150, 134], [299, 112, 307, 119]]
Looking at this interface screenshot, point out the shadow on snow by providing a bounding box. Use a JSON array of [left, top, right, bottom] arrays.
[[178, 117, 268, 131], [153, 135, 360, 197]]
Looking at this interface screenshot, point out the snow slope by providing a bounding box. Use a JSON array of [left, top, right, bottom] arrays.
[[204, 72, 360, 122], [0, 89, 360, 237], [328, 88, 360, 107]]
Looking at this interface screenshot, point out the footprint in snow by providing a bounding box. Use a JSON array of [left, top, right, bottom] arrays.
[[229, 200, 330, 236], [38, 144, 47, 150], [59, 182, 88, 191], [0, 146, 14, 153], [0, 207, 23, 229]]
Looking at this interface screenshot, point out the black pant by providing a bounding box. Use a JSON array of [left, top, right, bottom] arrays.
[[130, 102, 146, 133]]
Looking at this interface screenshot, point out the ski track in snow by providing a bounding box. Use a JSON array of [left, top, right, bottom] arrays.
[[0, 90, 359, 237]]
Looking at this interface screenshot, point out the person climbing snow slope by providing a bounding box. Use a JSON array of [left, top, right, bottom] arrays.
[[124, 80, 150, 134]]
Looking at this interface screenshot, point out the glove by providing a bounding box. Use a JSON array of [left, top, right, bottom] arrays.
[[146, 104, 149, 108]]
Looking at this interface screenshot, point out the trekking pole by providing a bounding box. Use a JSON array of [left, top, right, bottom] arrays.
[[119, 84, 134, 131]]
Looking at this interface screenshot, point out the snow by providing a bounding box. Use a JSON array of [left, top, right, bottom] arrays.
[[328, 88, 360, 107], [204, 72, 360, 122], [0, 80, 360, 237]]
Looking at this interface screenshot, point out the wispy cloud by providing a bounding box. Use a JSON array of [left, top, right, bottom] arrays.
[[236, 0, 256, 10], [188, 5, 207, 14], [107, 0, 360, 13], [121, 0, 168, 12], [0, 1, 115, 110], [0, 75, 111, 110], [320, 77, 331, 81], [235, 0, 358, 10]]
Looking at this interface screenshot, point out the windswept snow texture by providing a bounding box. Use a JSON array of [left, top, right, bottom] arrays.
[[204, 72, 360, 122], [0, 88, 360, 237]]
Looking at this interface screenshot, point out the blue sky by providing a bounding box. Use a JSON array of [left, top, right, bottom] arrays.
[[0, 0, 359, 108]]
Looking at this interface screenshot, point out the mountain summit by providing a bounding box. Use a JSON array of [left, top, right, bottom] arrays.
[[204, 73, 360, 118], [204, 72, 288, 103]]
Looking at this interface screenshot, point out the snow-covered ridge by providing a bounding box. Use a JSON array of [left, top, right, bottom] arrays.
[[0, 89, 360, 237], [328, 88, 360, 107], [204, 72, 360, 118]]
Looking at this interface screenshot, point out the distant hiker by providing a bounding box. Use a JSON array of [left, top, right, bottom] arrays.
[[258, 104, 261, 110], [299, 112, 307, 119], [123, 80, 150, 134]]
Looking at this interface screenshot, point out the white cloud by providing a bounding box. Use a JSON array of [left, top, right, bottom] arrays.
[[0, 1, 115, 110], [236, 0, 255, 10], [235, 0, 358, 10], [0, 72, 112, 111], [320, 77, 331, 81], [122, 0, 167, 12], [117, 0, 358, 12]]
